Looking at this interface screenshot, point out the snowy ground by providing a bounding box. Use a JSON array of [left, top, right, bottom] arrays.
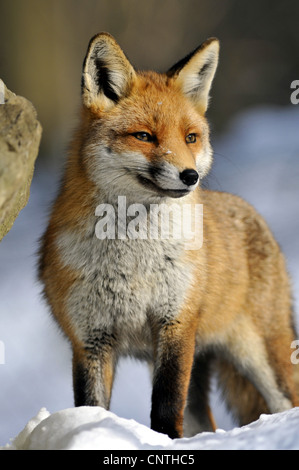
[[0, 105, 298, 450], [2, 406, 299, 450]]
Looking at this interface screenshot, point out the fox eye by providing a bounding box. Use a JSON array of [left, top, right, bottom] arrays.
[[132, 132, 154, 142], [186, 133, 197, 144]]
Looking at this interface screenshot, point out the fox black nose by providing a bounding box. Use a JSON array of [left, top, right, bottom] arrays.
[[179, 169, 199, 186]]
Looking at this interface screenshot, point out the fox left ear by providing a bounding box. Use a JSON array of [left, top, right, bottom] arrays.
[[81, 32, 136, 111], [167, 38, 219, 115]]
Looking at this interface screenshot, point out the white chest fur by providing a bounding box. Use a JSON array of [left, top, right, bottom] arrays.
[[55, 209, 193, 357]]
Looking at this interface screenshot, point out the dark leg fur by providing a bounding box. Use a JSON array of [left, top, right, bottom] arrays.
[[150, 321, 196, 438], [184, 352, 216, 435], [72, 337, 116, 410]]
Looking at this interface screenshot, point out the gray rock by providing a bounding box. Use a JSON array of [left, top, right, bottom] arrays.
[[0, 79, 42, 240]]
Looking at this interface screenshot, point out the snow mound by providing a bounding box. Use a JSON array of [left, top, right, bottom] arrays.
[[2, 406, 299, 450]]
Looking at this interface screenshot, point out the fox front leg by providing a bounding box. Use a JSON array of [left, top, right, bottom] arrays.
[[150, 319, 197, 438], [72, 332, 116, 409]]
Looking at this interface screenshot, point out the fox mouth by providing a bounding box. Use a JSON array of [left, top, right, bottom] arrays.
[[137, 175, 190, 198]]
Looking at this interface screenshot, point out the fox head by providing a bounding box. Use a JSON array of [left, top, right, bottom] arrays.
[[80, 33, 219, 202]]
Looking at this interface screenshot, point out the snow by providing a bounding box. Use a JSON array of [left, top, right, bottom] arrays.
[[2, 406, 299, 450], [0, 104, 299, 450]]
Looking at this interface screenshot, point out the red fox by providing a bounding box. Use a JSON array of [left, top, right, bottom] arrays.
[[39, 32, 299, 438]]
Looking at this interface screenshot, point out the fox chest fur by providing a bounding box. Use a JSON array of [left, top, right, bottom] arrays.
[[55, 210, 193, 359]]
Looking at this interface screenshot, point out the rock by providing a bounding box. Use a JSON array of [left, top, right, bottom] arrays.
[[0, 79, 42, 240]]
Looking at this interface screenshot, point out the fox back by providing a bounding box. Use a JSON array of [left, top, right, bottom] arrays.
[[39, 33, 299, 438]]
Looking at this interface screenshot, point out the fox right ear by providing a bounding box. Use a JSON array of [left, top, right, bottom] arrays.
[[81, 33, 136, 111], [167, 38, 219, 115]]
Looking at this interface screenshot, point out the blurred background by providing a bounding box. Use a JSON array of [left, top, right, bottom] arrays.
[[0, 0, 298, 445]]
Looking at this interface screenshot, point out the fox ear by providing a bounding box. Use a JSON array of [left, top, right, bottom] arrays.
[[82, 33, 136, 111], [168, 38, 219, 115]]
